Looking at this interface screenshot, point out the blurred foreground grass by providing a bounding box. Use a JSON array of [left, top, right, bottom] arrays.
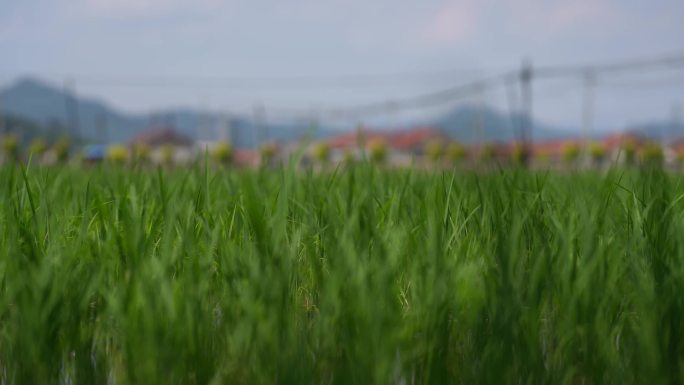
[[1, 163, 683, 384]]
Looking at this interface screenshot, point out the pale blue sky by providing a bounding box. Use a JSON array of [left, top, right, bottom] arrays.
[[0, 0, 683, 130]]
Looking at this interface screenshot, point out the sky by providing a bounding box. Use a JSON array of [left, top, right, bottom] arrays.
[[0, 0, 683, 131]]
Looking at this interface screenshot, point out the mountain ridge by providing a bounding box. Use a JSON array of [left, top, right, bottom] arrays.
[[1, 76, 649, 147]]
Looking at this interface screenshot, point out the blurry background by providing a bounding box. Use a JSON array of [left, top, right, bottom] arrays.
[[0, 0, 682, 147]]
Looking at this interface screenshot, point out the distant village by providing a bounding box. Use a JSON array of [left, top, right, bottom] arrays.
[[0, 124, 681, 169]]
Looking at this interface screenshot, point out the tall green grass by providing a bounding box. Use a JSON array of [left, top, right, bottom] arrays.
[[0, 162, 683, 384]]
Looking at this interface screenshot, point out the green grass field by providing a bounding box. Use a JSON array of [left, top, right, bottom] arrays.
[[1, 162, 683, 384]]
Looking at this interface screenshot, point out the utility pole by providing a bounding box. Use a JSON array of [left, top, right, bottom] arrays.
[[167, 112, 176, 128], [253, 103, 267, 148], [197, 96, 209, 141], [582, 69, 596, 165], [220, 111, 231, 143], [520, 59, 533, 167], [309, 110, 320, 139], [96, 112, 108, 145], [474, 85, 485, 147], [0, 84, 5, 135], [672, 103, 681, 141], [505, 77, 519, 135], [227, 112, 240, 147], [386, 101, 398, 131], [63, 78, 80, 142]]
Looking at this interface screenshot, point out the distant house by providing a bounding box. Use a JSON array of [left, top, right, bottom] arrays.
[[129, 126, 194, 165], [528, 139, 582, 166], [193, 141, 263, 168], [389, 127, 447, 155], [467, 142, 514, 164], [513, 134, 649, 167], [81, 145, 107, 164], [600, 132, 648, 164], [322, 126, 446, 165], [233, 149, 260, 168], [323, 129, 383, 163], [667, 138, 684, 165], [388, 127, 449, 166]]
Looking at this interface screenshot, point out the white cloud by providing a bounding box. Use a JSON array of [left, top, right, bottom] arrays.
[[0, 12, 28, 43], [416, 0, 627, 48], [421, 1, 475, 45], [510, 0, 622, 36], [82, 0, 224, 17]]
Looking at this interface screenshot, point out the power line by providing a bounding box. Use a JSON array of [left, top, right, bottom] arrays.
[[287, 72, 517, 119], [0, 53, 672, 89], [269, 51, 684, 120], [0, 68, 504, 90], [3, 50, 684, 132], [535, 51, 684, 78], [595, 75, 684, 89]]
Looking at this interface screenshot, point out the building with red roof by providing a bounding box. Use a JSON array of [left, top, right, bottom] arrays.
[[322, 126, 448, 165], [129, 126, 193, 147], [388, 127, 447, 153], [129, 126, 195, 165], [232, 149, 260, 168], [600, 132, 645, 151]]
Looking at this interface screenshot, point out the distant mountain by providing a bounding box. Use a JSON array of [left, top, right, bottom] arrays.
[[0, 77, 337, 147], [0, 77, 582, 147], [433, 106, 572, 143], [1, 113, 50, 143], [629, 121, 684, 141], [1, 78, 147, 143]]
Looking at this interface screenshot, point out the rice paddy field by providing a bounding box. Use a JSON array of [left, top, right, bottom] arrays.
[[1, 161, 684, 384]]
